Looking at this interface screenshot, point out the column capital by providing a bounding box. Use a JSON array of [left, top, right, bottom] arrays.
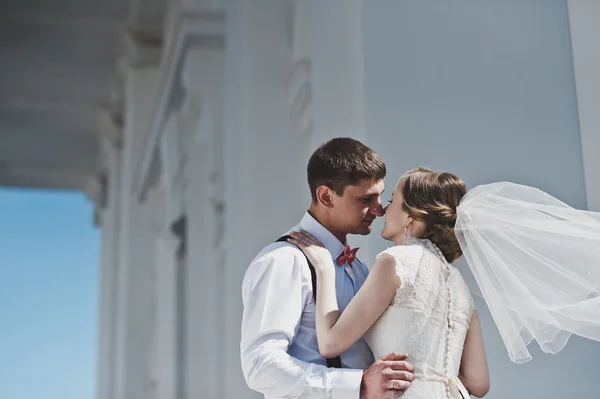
[[123, 29, 163, 68], [85, 172, 109, 226], [132, 8, 225, 201]]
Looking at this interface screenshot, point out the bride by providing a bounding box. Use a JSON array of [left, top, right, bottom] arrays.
[[288, 167, 600, 398]]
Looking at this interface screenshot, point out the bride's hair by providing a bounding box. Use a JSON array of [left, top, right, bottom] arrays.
[[399, 167, 467, 262]]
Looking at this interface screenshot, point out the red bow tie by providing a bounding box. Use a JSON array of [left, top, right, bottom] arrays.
[[337, 245, 359, 267]]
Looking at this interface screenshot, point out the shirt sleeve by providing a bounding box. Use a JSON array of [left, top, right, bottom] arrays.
[[240, 247, 364, 399]]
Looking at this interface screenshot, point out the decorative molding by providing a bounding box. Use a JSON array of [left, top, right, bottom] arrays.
[[132, 8, 225, 201], [106, 76, 125, 123], [178, 90, 203, 151], [178, 49, 205, 150], [159, 112, 186, 226], [96, 109, 123, 181], [287, 58, 314, 139], [92, 109, 122, 226], [97, 109, 123, 147], [287, 0, 313, 140], [170, 215, 187, 257], [143, 182, 168, 234], [85, 172, 108, 226], [179, 45, 225, 147], [84, 176, 101, 210], [124, 29, 163, 68], [102, 27, 163, 161]]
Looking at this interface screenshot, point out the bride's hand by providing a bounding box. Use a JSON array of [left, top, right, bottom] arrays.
[[288, 230, 335, 272]]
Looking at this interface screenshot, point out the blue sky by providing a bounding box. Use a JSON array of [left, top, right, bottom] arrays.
[[0, 188, 99, 399]]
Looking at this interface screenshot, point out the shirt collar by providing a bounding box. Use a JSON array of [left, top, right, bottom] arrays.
[[297, 211, 347, 260]]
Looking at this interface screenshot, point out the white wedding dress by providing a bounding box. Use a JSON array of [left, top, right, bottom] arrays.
[[365, 239, 474, 399]]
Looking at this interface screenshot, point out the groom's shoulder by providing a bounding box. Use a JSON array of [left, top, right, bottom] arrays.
[[249, 239, 307, 268], [243, 241, 311, 285]]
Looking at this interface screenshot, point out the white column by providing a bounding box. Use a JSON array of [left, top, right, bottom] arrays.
[[293, 0, 372, 260], [567, 0, 600, 211], [143, 183, 175, 399], [132, 5, 229, 398], [153, 211, 179, 399], [179, 44, 226, 399], [223, 0, 305, 397], [96, 143, 122, 399], [113, 65, 161, 399]]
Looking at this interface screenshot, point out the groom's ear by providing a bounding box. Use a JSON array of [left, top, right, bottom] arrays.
[[315, 186, 335, 208]]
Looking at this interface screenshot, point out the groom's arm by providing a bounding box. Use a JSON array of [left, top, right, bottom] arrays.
[[240, 248, 363, 399]]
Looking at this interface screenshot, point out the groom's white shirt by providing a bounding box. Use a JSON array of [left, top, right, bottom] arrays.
[[241, 212, 375, 399]]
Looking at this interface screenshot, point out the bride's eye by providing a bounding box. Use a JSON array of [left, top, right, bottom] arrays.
[[388, 199, 393, 204]]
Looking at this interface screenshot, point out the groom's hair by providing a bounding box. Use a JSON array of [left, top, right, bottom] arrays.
[[307, 137, 386, 203]]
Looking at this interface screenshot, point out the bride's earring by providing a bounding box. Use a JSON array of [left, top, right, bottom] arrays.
[[404, 219, 409, 244]]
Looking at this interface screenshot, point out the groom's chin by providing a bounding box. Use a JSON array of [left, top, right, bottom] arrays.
[[355, 225, 373, 235]]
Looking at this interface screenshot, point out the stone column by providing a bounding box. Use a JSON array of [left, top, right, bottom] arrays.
[[222, 0, 305, 397], [151, 200, 181, 399], [179, 43, 226, 399], [113, 65, 161, 399], [95, 141, 122, 399]]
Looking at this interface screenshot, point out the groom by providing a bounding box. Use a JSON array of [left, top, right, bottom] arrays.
[[241, 138, 414, 399]]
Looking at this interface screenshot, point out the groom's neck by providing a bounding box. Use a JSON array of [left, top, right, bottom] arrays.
[[307, 206, 347, 244]]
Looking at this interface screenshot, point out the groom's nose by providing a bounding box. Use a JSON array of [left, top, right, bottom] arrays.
[[371, 202, 385, 217]]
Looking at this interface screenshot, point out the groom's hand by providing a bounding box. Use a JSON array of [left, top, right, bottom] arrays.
[[360, 352, 414, 399]]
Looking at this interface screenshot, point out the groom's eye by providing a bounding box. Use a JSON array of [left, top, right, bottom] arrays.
[[388, 199, 393, 204]]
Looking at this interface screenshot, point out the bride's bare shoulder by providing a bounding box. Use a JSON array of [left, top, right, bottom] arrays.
[[374, 245, 425, 290], [376, 245, 424, 265], [367, 250, 401, 289]]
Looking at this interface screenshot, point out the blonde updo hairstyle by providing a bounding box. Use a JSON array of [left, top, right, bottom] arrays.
[[399, 167, 467, 263]]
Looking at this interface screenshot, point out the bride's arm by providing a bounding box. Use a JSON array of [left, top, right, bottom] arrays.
[[458, 310, 490, 397], [314, 253, 400, 358], [287, 231, 399, 357]]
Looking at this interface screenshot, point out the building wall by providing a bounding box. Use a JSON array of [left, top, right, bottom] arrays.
[[98, 1, 600, 399], [362, 1, 599, 398]]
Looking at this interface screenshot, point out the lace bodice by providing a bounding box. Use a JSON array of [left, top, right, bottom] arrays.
[[365, 240, 474, 399]]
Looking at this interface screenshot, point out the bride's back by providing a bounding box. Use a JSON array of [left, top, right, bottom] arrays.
[[365, 240, 474, 398]]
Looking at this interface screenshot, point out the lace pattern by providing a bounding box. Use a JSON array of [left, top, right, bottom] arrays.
[[366, 240, 474, 399]]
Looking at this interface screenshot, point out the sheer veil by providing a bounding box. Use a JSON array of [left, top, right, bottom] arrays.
[[454, 182, 600, 363]]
